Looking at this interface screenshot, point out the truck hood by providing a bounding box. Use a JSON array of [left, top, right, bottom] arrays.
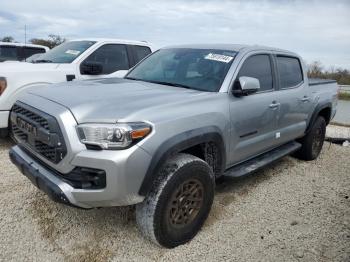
[[27, 78, 213, 123], [0, 61, 61, 73]]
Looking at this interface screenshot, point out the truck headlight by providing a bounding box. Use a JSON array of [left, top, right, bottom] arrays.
[[76, 122, 151, 150], [0, 77, 7, 96]]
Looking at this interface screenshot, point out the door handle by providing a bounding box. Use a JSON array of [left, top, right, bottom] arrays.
[[269, 102, 280, 109], [301, 96, 310, 102]]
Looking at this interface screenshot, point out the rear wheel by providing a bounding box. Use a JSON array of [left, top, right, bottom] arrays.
[[136, 153, 214, 248], [294, 116, 326, 161]]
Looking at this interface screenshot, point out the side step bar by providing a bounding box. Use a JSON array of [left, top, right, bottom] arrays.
[[223, 141, 301, 178]]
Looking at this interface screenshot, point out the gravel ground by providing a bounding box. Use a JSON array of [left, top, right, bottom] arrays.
[[0, 126, 349, 262]]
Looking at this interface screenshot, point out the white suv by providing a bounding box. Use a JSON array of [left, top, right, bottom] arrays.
[[0, 38, 153, 136], [0, 42, 49, 62]]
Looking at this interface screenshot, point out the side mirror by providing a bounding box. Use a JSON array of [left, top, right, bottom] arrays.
[[232, 76, 260, 96], [80, 62, 103, 75]]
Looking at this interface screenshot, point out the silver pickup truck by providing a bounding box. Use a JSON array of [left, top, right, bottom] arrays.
[[9, 44, 338, 248]]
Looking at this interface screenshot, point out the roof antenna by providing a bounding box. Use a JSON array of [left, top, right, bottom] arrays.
[[24, 24, 27, 44], [24, 24, 27, 62]]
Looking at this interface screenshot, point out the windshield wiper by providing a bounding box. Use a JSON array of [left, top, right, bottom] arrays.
[[140, 79, 192, 89], [125, 77, 193, 90], [124, 77, 141, 81], [33, 59, 53, 63], [152, 81, 192, 89]]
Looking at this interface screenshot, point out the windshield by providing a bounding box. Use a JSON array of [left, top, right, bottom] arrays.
[[33, 40, 96, 63], [0, 46, 18, 62], [25, 53, 42, 62], [126, 48, 236, 92]]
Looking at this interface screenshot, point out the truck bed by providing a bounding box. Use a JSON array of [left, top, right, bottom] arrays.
[[309, 78, 337, 86]]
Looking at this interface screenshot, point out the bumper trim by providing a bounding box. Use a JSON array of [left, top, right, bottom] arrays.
[[9, 147, 88, 209], [0, 110, 9, 129]]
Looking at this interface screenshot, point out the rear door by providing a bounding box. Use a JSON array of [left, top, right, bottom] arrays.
[[228, 52, 280, 165], [272, 55, 312, 143]]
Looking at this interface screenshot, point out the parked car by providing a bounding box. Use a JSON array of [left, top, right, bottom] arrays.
[[0, 38, 153, 137], [0, 42, 49, 62], [9, 44, 338, 248]]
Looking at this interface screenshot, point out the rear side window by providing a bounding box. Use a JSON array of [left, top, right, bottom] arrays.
[[277, 56, 303, 88], [84, 44, 129, 74], [238, 54, 273, 92], [0, 46, 18, 61], [23, 47, 46, 60], [133, 45, 151, 63]]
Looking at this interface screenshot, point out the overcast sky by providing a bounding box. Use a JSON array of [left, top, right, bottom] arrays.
[[1, 0, 349, 68]]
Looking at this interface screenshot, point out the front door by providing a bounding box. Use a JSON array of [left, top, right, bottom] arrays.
[[78, 44, 131, 80], [228, 53, 280, 165]]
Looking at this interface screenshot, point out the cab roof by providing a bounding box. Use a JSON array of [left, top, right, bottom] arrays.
[[161, 43, 297, 55], [69, 38, 152, 47], [0, 42, 49, 50]]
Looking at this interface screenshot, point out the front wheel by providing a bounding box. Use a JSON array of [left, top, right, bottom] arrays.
[[294, 116, 326, 161], [0, 128, 9, 138], [136, 153, 214, 248]]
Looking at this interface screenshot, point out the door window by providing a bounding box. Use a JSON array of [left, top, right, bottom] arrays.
[[133, 45, 151, 63], [0, 46, 18, 61], [276, 56, 303, 88], [238, 54, 273, 92], [83, 44, 129, 74], [23, 47, 46, 60]]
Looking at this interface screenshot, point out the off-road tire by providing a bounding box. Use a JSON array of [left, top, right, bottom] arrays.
[[294, 116, 326, 161], [0, 128, 8, 138], [136, 153, 214, 248]]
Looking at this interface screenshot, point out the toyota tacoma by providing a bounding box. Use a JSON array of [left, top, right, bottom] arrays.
[[9, 44, 338, 248]]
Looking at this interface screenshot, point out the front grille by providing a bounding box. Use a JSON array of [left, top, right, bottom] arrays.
[[12, 125, 27, 141], [12, 104, 49, 130], [34, 141, 57, 162], [10, 102, 67, 164]]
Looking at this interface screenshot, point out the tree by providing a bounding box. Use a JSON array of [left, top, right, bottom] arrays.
[[30, 34, 66, 49], [1, 36, 15, 42], [307, 61, 350, 85], [307, 61, 323, 78]]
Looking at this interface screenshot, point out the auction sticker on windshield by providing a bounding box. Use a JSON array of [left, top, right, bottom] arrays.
[[65, 50, 81, 56], [205, 53, 234, 63]]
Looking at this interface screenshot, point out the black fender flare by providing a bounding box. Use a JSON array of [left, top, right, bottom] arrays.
[[306, 102, 332, 134], [138, 126, 226, 196]]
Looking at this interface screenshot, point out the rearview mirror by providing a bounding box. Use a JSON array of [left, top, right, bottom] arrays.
[[232, 76, 260, 96], [80, 62, 103, 75]]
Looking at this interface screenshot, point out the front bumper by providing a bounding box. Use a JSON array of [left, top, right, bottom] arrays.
[[9, 147, 78, 208], [9, 145, 151, 208], [9, 95, 153, 208], [0, 110, 9, 128]]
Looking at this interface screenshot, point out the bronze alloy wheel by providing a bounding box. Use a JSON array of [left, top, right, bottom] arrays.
[[136, 153, 214, 248], [167, 179, 204, 227]]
